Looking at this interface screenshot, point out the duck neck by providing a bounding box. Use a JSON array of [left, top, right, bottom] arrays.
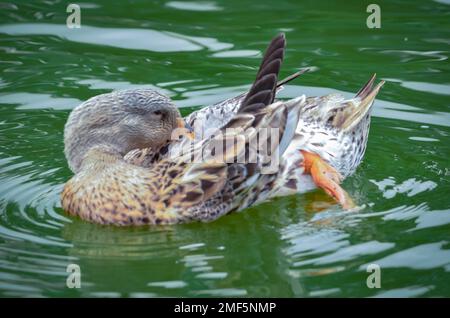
[[77, 144, 123, 173]]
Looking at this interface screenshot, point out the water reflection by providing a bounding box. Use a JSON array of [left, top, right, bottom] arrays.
[[0, 92, 81, 110], [166, 1, 223, 12], [385, 78, 450, 96], [370, 177, 438, 199], [362, 241, 450, 271], [60, 214, 290, 296], [0, 23, 233, 53]]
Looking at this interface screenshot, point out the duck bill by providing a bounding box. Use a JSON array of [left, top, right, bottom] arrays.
[[342, 80, 385, 132], [176, 118, 195, 140]]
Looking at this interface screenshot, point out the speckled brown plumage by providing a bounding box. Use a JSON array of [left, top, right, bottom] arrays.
[[62, 97, 304, 225]]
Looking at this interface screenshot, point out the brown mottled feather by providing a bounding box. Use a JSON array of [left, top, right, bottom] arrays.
[[61, 95, 305, 225]]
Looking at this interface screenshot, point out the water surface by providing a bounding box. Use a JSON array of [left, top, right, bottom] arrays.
[[0, 0, 449, 297]]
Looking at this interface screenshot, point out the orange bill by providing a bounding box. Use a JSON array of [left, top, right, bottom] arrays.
[[176, 118, 195, 140]]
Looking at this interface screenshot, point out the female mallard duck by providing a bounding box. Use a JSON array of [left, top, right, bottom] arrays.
[[62, 34, 384, 226]]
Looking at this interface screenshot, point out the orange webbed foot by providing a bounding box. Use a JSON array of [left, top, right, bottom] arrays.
[[301, 150, 356, 210]]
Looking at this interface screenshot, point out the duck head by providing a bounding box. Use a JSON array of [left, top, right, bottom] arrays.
[[64, 88, 190, 173]]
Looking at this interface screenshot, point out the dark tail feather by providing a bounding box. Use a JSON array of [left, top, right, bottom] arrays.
[[239, 33, 286, 113], [355, 73, 377, 99]]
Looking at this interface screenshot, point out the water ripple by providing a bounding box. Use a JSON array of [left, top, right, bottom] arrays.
[[361, 241, 450, 271], [0, 0, 449, 297], [0, 23, 233, 53], [166, 1, 223, 12]]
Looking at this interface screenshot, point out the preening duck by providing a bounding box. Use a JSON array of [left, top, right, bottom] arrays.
[[61, 33, 384, 225]]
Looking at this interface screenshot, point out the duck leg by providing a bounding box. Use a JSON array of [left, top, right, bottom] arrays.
[[301, 150, 356, 209]]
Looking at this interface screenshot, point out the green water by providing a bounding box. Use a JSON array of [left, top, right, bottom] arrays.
[[0, 0, 449, 297]]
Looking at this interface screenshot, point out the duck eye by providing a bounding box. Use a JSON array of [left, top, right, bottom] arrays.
[[153, 110, 162, 116]]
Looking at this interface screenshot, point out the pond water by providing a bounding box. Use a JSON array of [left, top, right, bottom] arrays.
[[0, 0, 449, 297]]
